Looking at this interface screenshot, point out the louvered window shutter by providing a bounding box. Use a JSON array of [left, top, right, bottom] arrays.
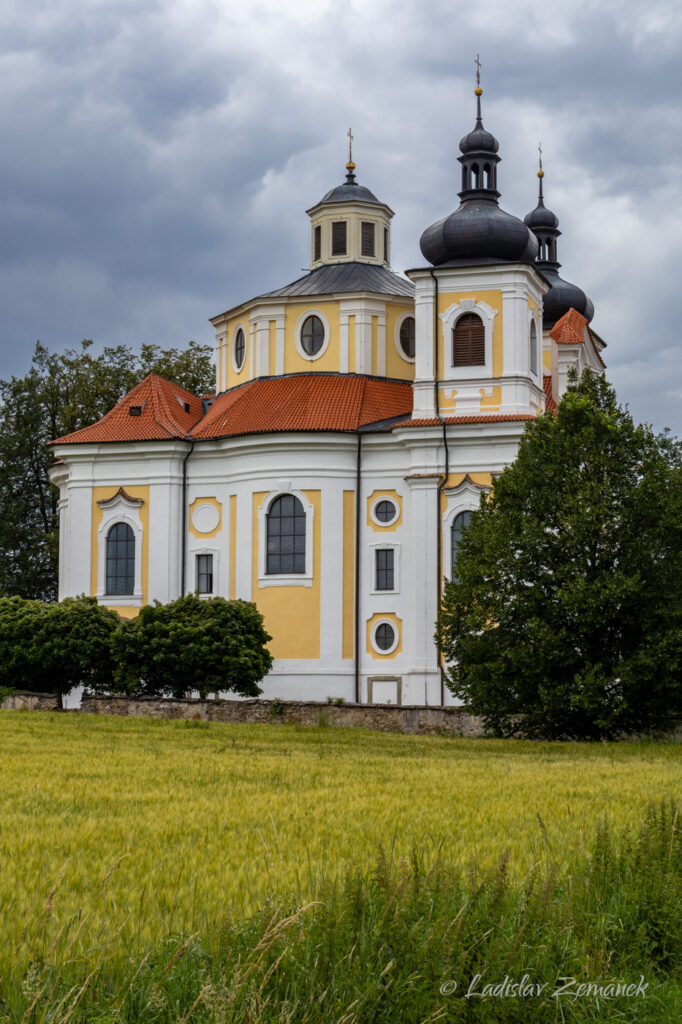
[[331, 221, 347, 256], [314, 225, 321, 262], [361, 221, 375, 257], [452, 314, 485, 366]]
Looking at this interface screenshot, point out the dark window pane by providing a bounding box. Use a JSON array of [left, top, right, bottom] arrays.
[[300, 315, 325, 356], [234, 328, 245, 370], [196, 553, 213, 594], [376, 548, 394, 590], [452, 313, 485, 366], [105, 522, 135, 596], [375, 500, 396, 523], [361, 221, 375, 257], [375, 623, 395, 651], [331, 221, 347, 256], [266, 495, 306, 574], [384, 227, 389, 264], [399, 317, 415, 359], [451, 510, 473, 578], [314, 225, 321, 262], [529, 321, 538, 376]]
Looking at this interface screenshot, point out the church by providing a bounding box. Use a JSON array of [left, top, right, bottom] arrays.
[[50, 77, 605, 706]]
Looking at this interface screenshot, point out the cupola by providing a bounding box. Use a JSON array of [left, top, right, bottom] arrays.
[[524, 152, 594, 328], [419, 67, 538, 267], [306, 131, 394, 269]]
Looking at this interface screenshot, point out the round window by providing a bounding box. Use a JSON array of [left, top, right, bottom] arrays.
[[374, 499, 397, 524], [300, 315, 325, 357], [234, 328, 246, 370], [374, 622, 396, 652], [399, 316, 415, 359]]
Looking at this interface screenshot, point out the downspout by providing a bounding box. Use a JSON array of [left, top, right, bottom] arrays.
[[430, 269, 449, 707], [180, 440, 195, 596], [354, 431, 362, 704]]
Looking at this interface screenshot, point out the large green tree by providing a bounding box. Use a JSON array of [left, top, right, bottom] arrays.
[[0, 339, 214, 601], [436, 370, 682, 739]]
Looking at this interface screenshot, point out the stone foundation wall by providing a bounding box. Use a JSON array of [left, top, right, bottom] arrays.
[[1, 691, 60, 712], [80, 694, 486, 737]]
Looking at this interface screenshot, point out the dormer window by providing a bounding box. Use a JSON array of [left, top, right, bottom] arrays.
[[331, 221, 347, 256], [361, 221, 375, 257]]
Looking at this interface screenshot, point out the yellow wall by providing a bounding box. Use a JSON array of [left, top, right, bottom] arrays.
[[188, 497, 223, 539], [479, 385, 502, 410], [251, 490, 321, 660], [90, 485, 150, 609], [268, 320, 277, 375], [348, 315, 356, 373], [438, 289, 504, 376], [284, 301, 340, 375], [439, 473, 493, 517], [342, 490, 355, 660], [223, 318, 250, 390], [385, 304, 417, 381], [366, 489, 403, 532], [365, 612, 402, 660], [543, 348, 552, 373]]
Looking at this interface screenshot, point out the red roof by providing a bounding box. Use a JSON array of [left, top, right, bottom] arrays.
[[550, 307, 589, 346], [193, 374, 413, 439], [52, 373, 414, 445], [399, 414, 535, 429], [52, 375, 203, 444], [543, 375, 557, 414]]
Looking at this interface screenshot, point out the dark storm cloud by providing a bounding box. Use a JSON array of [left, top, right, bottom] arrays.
[[0, 0, 680, 432]]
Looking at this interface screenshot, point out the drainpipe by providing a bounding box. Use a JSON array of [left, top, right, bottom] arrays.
[[180, 440, 195, 596], [354, 431, 362, 704], [430, 269, 449, 707]]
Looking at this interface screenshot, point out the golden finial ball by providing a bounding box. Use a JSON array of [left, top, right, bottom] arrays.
[[346, 161, 356, 171], [537, 169, 544, 178], [474, 87, 483, 96]]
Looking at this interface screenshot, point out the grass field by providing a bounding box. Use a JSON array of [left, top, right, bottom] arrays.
[[1, 710, 680, 956]]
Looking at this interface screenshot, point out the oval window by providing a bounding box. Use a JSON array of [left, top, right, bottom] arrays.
[[374, 499, 397, 524], [399, 317, 415, 359], [234, 328, 246, 370], [300, 315, 325, 357], [374, 622, 396, 652]]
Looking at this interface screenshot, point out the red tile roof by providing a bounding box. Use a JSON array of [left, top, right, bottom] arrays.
[[192, 374, 413, 439], [52, 373, 414, 445], [52, 375, 203, 444], [550, 307, 588, 346], [398, 414, 535, 428], [543, 375, 557, 414]]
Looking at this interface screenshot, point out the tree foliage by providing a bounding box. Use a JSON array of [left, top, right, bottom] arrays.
[[436, 371, 682, 739], [0, 595, 119, 700], [0, 339, 214, 600], [106, 596, 272, 699]]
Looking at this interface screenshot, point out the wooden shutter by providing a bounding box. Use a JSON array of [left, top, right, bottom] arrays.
[[314, 225, 321, 261], [361, 221, 375, 257], [452, 313, 485, 366], [331, 221, 347, 255]]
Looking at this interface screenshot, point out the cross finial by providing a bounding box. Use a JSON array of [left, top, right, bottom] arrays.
[[538, 142, 543, 175], [475, 54, 481, 88], [474, 54, 483, 122], [347, 127, 354, 164]]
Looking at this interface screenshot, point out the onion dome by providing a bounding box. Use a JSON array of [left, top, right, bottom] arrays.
[[524, 153, 594, 328], [316, 140, 382, 207], [420, 69, 538, 267]]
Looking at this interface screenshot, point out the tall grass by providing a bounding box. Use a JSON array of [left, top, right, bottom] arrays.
[[0, 802, 680, 1022]]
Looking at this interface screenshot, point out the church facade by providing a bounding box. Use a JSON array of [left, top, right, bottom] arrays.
[[50, 84, 605, 706]]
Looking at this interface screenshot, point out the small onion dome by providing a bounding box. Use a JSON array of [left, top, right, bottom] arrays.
[[524, 197, 559, 231], [316, 165, 381, 206], [459, 124, 500, 155], [420, 200, 538, 266], [540, 268, 595, 329]]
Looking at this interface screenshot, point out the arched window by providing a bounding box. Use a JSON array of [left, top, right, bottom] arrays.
[[452, 313, 485, 367], [451, 510, 473, 578], [529, 320, 538, 376], [106, 522, 135, 595], [300, 315, 325, 356], [234, 328, 245, 371], [398, 316, 415, 359], [266, 495, 306, 574]]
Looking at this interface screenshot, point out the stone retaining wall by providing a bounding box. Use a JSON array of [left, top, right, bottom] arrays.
[[1, 691, 60, 711], [80, 694, 486, 736]]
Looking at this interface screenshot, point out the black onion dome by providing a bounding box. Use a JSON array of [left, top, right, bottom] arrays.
[[316, 167, 381, 206], [524, 197, 559, 231], [420, 201, 538, 266], [459, 124, 499, 155], [540, 268, 594, 328]]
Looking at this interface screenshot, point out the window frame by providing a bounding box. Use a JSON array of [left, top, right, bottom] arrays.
[[294, 309, 330, 362], [257, 489, 315, 588], [370, 618, 400, 656], [360, 220, 376, 258], [395, 312, 416, 363], [105, 522, 135, 597], [331, 220, 348, 257], [370, 497, 399, 527], [313, 224, 321, 262], [96, 489, 144, 608], [439, 300, 497, 381], [452, 312, 485, 367], [370, 543, 400, 594], [195, 552, 214, 595], [232, 324, 247, 373]]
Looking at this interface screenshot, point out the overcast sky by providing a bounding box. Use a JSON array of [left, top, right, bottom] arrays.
[[1, 0, 681, 433]]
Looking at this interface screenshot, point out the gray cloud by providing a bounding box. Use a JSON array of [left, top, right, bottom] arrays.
[[0, 0, 680, 433]]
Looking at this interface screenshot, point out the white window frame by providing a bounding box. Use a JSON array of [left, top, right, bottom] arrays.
[[231, 322, 248, 373], [192, 547, 220, 598], [442, 479, 489, 583], [96, 490, 144, 607], [257, 488, 314, 588], [394, 311, 416, 364], [440, 299, 497, 380], [370, 495, 399, 527], [371, 618, 400, 656], [528, 308, 541, 380], [294, 309, 331, 362], [369, 542, 400, 594]]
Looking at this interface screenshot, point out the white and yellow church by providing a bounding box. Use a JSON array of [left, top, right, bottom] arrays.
[[50, 81, 605, 706]]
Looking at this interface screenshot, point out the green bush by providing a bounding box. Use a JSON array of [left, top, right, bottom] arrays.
[[0, 595, 118, 697], [106, 595, 272, 699]]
